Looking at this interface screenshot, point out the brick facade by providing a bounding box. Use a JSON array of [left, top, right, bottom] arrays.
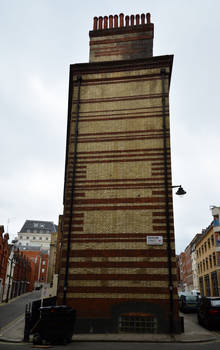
[[21, 250, 48, 289], [0, 226, 9, 300], [57, 13, 180, 334]]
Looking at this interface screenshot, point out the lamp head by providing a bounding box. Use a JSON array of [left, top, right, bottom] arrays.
[[175, 186, 186, 196]]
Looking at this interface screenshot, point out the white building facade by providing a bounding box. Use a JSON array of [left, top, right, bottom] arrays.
[[16, 220, 57, 251]]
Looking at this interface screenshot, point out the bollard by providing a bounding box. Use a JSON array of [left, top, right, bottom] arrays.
[[23, 303, 31, 342], [180, 316, 184, 332]]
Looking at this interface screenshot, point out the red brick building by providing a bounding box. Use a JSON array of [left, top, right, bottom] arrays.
[[178, 251, 192, 292], [57, 13, 181, 334], [0, 226, 9, 300], [20, 248, 49, 289], [4, 245, 32, 301], [11, 251, 32, 297]]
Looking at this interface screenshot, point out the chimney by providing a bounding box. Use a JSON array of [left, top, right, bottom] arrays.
[[89, 13, 154, 62]]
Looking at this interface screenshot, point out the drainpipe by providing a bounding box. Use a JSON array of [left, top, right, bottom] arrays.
[[161, 68, 174, 334], [63, 75, 82, 305]]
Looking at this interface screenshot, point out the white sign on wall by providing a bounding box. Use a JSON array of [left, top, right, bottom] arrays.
[[146, 236, 163, 245]]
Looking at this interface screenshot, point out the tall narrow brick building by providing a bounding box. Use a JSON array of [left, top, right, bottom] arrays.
[[57, 13, 181, 334]]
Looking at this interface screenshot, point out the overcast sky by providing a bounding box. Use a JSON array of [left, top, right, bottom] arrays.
[[1, 0, 220, 254]]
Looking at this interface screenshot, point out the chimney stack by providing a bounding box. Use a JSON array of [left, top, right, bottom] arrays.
[[89, 13, 154, 62]]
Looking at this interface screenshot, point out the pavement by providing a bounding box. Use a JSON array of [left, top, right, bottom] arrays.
[[0, 309, 218, 344]]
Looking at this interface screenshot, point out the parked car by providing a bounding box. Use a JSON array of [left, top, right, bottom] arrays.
[[197, 297, 220, 329], [179, 294, 199, 313]]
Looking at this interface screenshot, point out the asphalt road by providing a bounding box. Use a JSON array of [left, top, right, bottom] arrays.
[[1, 341, 220, 350], [0, 291, 41, 329]]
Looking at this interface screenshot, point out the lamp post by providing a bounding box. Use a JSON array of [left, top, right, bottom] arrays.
[[161, 68, 187, 333], [164, 184, 186, 334]]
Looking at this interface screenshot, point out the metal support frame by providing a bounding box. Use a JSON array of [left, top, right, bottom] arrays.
[[161, 68, 174, 334], [63, 75, 82, 305]]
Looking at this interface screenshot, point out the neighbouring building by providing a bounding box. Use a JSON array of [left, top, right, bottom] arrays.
[[16, 220, 58, 251], [177, 253, 185, 292], [177, 234, 201, 294], [190, 234, 201, 293], [57, 13, 181, 334], [19, 247, 49, 289], [196, 206, 220, 296], [0, 226, 10, 301], [47, 231, 58, 286], [55, 215, 63, 277], [3, 245, 31, 302]]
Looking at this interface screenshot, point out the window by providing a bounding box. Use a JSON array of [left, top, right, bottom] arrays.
[[206, 257, 208, 270], [205, 274, 211, 296], [46, 237, 48, 240], [33, 236, 36, 240], [209, 255, 212, 268], [26, 236, 29, 240], [208, 238, 210, 249], [213, 252, 216, 266], [203, 260, 205, 271], [27, 229, 30, 233], [39, 237, 42, 240], [34, 223, 38, 228], [202, 245, 204, 254], [204, 242, 207, 252], [26, 243, 29, 246], [42, 268, 45, 273], [213, 215, 219, 226], [119, 314, 157, 333], [19, 236, 23, 239], [42, 261, 46, 265], [211, 271, 219, 296]]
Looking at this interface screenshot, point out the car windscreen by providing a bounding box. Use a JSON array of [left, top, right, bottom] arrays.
[[211, 300, 220, 307], [185, 296, 198, 302]]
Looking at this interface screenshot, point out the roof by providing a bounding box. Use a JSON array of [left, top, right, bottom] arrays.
[[19, 220, 58, 234]]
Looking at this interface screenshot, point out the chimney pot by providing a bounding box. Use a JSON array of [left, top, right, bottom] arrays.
[[141, 13, 145, 25], [125, 15, 129, 27], [114, 15, 118, 28], [98, 16, 103, 30], [146, 13, 151, 24], [119, 13, 124, 27], [93, 17, 98, 30], [104, 16, 108, 29], [136, 14, 140, 25], [109, 15, 113, 28], [131, 15, 134, 26]]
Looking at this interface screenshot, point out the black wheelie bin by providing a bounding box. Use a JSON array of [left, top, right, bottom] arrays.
[[31, 305, 76, 345]]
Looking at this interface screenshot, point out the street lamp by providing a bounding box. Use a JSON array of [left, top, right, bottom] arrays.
[[172, 185, 186, 196], [163, 184, 186, 334]]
